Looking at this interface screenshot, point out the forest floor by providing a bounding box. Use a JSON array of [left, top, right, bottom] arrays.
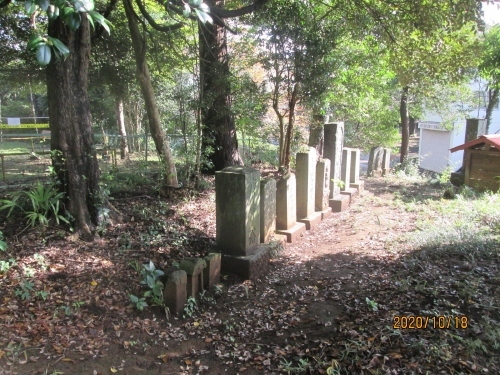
[[0, 167, 499, 375]]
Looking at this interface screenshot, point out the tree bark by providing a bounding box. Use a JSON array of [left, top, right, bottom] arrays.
[[282, 82, 299, 169], [409, 116, 416, 137], [47, 16, 100, 241], [115, 95, 129, 159], [486, 88, 499, 134], [199, 0, 243, 173], [309, 114, 326, 159], [124, 0, 178, 187], [399, 86, 410, 164]]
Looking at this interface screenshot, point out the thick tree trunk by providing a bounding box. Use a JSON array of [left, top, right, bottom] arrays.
[[199, 0, 243, 173], [47, 16, 100, 241], [115, 96, 129, 159], [486, 88, 499, 134], [123, 0, 178, 187], [399, 86, 410, 164]]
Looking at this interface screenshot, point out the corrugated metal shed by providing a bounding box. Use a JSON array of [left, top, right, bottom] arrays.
[[450, 134, 500, 153]]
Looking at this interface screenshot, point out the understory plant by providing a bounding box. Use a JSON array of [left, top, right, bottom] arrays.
[[129, 261, 168, 316], [0, 182, 70, 236], [0, 231, 6, 251]]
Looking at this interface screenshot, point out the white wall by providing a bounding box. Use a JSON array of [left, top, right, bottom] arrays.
[[419, 77, 500, 172]]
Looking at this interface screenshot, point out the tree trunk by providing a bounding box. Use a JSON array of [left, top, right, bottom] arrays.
[[309, 114, 326, 159], [123, 0, 178, 187], [283, 83, 299, 170], [47, 16, 100, 241], [399, 86, 410, 164], [409, 116, 416, 137], [199, 0, 243, 173], [486, 88, 499, 134], [115, 95, 129, 159]]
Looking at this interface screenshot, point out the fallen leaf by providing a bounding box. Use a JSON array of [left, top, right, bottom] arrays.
[[185, 359, 192, 365], [90, 280, 98, 286], [110, 367, 117, 373]]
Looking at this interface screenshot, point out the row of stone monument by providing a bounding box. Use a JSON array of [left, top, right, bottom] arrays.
[[163, 122, 371, 315], [215, 122, 366, 281]]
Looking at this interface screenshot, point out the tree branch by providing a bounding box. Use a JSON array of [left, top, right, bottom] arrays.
[[135, 0, 184, 32]]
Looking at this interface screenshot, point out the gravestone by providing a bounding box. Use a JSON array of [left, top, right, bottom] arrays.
[[296, 148, 322, 230], [341, 148, 352, 191], [216, 166, 260, 256], [260, 179, 276, 243], [276, 173, 306, 242], [216, 166, 271, 280], [163, 270, 187, 316], [315, 158, 332, 220], [382, 148, 391, 176], [367, 146, 384, 177], [350, 148, 364, 193], [324, 122, 349, 212], [204, 253, 221, 290], [179, 258, 206, 298], [323, 122, 344, 198]]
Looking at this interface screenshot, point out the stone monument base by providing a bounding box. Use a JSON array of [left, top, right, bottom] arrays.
[[340, 187, 359, 204], [298, 211, 322, 230], [276, 222, 306, 243], [221, 245, 272, 280], [351, 181, 365, 194], [330, 194, 350, 212], [320, 207, 332, 220]]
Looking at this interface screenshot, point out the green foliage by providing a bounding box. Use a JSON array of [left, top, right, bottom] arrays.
[[0, 231, 7, 252], [183, 296, 197, 318], [129, 261, 167, 314], [0, 182, 70, 235], [15, 280, 34, 301], [479, 25, 500, 90], [0, 258, 16, 273]]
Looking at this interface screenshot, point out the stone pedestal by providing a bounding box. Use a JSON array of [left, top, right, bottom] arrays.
[[203, 253, 221, 290], [382, 148, 391, 176], [330, 194, 350, 212], [351, 181, 365, 194], [216, 166, 270, 280], [276, 173, 306, 242], [323, 122, 344, 199], [179, 258, 206, 298], [368, 147, 384, 177], [350, 149, 360, 185], [315, 159, 331, 211], [296, 148, 321, 230], [216, 166, 260, 256], [260, 179, 276, 243], [341, 148, 352, 191], [164, 270, 187, 316]]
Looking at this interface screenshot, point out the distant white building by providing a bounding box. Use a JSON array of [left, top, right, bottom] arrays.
[[418, 77, 500, 173]]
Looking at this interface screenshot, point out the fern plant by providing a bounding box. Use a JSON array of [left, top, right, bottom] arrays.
[[0, 182, 70, 236]]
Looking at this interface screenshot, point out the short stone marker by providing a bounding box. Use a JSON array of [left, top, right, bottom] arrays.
[[349, 148, 364, 193], [163, 270, 187, 316], [296, 148, 322, 230], [260, 179, 276, 243], [216, 166, 271, 280], [315, 158, 332, 220], [382, 148, 391, 176], [341, 148, 359, 203], [324, 122, 349, 212], [276, 173, 306, 243], [203, 253, 221, 290], [179, 258, 206, 298], [367, 146, 384, 177]]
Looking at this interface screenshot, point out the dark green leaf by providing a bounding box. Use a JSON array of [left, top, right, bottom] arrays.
[[73, 0, 94, 12], [67, 12, 81, 30], [36, 44, 52, 66], [36, 0, 49, 11], [27, 35, 44, 50], [48, 36, 70, 58], [48, 5, 60, 20]]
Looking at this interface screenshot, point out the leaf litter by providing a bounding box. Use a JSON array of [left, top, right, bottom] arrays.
[[0, 177, 498, 374]]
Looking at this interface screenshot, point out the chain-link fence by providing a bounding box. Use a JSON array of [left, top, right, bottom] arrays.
[[0, 131, 280, 188]]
